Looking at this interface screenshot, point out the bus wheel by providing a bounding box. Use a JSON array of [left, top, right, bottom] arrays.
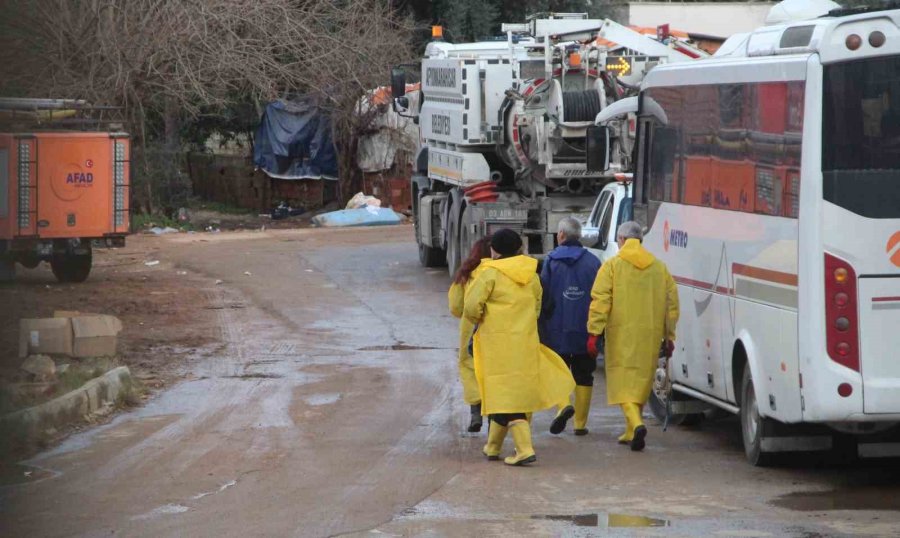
[[51, 251, 92, 283], [740, 364, 775, 466]]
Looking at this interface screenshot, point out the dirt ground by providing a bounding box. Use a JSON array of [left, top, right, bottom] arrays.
[[0, 235, 225, 396]]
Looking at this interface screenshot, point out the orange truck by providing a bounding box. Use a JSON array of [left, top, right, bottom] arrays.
[[0, 99, 130, 282]]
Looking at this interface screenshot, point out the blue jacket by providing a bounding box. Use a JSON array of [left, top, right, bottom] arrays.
[[539, 241, 602, 356]]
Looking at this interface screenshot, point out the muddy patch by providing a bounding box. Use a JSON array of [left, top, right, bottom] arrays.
[[771, 488, 900, 511], [532, 513, 670, 528]]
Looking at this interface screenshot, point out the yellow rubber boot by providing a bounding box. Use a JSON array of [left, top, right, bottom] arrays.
[[622, 402, 647, 451], [504, 420, 537, 466], [617, 403, 637, 444], [483, 420, 508, 461], [573, 385, 593, 435]]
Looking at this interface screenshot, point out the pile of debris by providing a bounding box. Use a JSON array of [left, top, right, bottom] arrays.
[[311, 192, 404, 227], [4, 312, 124, 412]]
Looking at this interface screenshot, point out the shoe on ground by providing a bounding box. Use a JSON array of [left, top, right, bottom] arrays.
[[550, 405, 575, 435], [630, 425, 647, 451]]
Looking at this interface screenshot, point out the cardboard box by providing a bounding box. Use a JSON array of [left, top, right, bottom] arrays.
[[18, 318, 74, 358], [71, 315, 122, 358], [54, 311, 123, 358]]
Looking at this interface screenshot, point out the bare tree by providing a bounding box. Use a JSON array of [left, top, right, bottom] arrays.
[[0, 0, 414, 210]]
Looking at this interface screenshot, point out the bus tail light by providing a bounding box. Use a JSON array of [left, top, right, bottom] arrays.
[[824, 253, 859, 372]]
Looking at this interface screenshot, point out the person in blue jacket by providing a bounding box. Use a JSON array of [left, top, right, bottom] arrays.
[[540, 217, 602, 436]]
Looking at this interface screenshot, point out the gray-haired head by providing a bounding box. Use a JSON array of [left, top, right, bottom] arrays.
[[616, 221, 643, 242], [557, 217, 582, 241]]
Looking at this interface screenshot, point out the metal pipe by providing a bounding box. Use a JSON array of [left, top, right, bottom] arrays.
[[672, 383, 740, 414], [0, 98, 89, 110]]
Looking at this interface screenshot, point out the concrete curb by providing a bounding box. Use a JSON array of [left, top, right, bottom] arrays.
[[1, 366, 133, 451]]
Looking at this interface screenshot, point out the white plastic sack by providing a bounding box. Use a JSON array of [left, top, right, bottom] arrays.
[[345, 192, 382, 209]]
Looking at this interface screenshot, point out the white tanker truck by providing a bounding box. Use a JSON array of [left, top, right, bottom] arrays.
[[391, 14, 706, 274]]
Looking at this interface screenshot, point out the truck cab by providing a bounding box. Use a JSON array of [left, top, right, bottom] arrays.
[[582, 178, 633, 263]]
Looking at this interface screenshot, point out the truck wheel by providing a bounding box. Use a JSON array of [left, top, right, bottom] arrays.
[[740, 364, 775, 466], [446, 196, 463, 277], [0, 259, 15, 283], [51, 252, 93, 283], [418, 242, 446, 268]]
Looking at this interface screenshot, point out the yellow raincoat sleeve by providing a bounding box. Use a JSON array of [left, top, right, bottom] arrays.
[[448, 282, 464, 319], [664, 269, 679, 341], [530, 275, 543, 319], [463, 269, 496, 325], [587, 261, 614, 336]]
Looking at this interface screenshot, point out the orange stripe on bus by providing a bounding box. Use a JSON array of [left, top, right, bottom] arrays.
[[732, 263, 798, 286]]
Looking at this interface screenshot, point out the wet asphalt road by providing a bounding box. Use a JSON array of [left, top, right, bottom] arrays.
[[2, 226, 900, 537]]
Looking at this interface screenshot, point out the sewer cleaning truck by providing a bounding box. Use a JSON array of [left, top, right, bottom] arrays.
[[391, 14, 706, 274]]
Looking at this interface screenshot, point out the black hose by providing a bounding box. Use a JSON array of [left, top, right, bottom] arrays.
[[562, 90, 603, 122]]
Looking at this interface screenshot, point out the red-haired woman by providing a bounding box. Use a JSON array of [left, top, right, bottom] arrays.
[[448, 237, 492, 432]]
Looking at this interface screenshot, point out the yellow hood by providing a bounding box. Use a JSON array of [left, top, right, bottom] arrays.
[[618, 238, 655, 269], [484, 255, 538, 285]]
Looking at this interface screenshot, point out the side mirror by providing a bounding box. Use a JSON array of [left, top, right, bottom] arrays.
[[581, 226, 600, 248], [391, 68, 407, 99], [586, 125, 611, 172]]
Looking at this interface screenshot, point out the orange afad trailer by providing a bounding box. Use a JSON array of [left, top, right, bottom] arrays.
[[0, 130, 130, 282]]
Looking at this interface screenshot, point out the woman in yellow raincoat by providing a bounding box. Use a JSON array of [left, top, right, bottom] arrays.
[[587, 221, 679, 451], [464, 229, 575, 466], [448, 237, 492, 432]]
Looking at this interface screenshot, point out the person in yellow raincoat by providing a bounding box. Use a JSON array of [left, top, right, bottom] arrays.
[[587, 221, 679, 451], [448, 237, 492, 432], [464, 229, 575, 466]]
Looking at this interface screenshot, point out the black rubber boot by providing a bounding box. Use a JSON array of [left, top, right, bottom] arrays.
[[631, 425, 647, 451], [468, 404, 483, 432], [550, 405, 575, 435]]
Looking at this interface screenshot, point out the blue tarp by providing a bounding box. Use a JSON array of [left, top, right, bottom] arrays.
[[253, 99, 338, 180], [311, 207, 403, 227]]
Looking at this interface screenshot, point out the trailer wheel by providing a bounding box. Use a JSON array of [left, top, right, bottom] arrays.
[[740, 364, 775, 466], [18, 253, 41, 269], [0, 259, 15, 283], [51, 251, 92, 283]]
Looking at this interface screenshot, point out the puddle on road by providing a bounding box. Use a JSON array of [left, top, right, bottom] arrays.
[[357, 344, 441, 351], [0, 463, 57, 486], [771, 488, 900, 511], [131, 503, 190, 521], [532, 513, 670, 528], [224, 373, 284, 380], [303, 393, 341, 406]]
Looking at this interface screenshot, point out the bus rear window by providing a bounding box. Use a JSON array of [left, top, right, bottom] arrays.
[[823, 56, 900, 218]]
